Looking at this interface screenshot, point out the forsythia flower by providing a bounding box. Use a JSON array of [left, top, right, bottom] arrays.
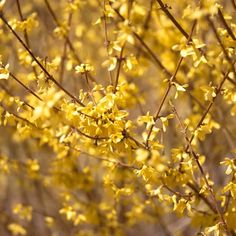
[[0, 0, 6, 10], [75, 63, 94, 73], [8, 223, 27, 236], [0, 63, 9, 80]]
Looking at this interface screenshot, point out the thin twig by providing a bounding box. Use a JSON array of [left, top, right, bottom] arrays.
[[0, 62, 42, 101], [218, 9, 236, 40], [0, 103, 37, 127], [189, 71, 229, 144], [0, 83, 34, 110], [155, 0, 189, 39], [187, 182, 217, 213], [207, 16, 236, 78], [16, 0, 30, 47], [231, 0, 236, 10], [114, 45, 125, 92]]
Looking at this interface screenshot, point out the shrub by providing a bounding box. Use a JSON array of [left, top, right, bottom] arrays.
[[0, 0, 235, 235]]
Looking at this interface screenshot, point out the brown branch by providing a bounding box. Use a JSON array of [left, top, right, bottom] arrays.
[[207, 17, 230, 61], [155, 0, 189, 39], [231, 0, 236, 10], [143, 0, 154, 30], [16, 0, 30, 46], [0, 103, 37, 127], [226, 76, 236, 86], [189, 71, 229, 144], [114, 45, 125, 92], [0, 83, 34, 110], [218, 9, 236, 41], [9, 71, 43, 101], [84, 72, 96, 104], [0, 62, 42, 102], [126, 133, 147, 149], [207, 16, 236, 78], [134, 31, 171, 76], [163, 184, 193, 199], [187, 182, 217, 213], [223, 175, 235, 214]]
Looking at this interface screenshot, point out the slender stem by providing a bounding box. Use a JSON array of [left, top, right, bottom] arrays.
[[59, 40, 68, 84], [207, 16, 236, 78], [10, 72, 42, 101], [187, 182, 217, 213], [0, 103, 37, 127], [135, 32, 171, 76], [227, 76, 236, 86], [155, 0, 189, 39], [189, 71, 229, 144], [231, 0, 236, 10], [143, 0, 154, 30], [0, 63, 43, 101], [0, 83, 34, 110], [126, 133, 146, 149], [155, 1, 204, 55], [218, 9, 236, 40], [84, 72, 96, 104], [163, 184, 193, 199], [223, 175, 235, 213], [113, 45, 125, 92], [16, 0, 30, 46]]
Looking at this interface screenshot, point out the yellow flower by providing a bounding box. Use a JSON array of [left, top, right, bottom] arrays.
[[0, 63, 9, 80], [75, 63, 94, 73]]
